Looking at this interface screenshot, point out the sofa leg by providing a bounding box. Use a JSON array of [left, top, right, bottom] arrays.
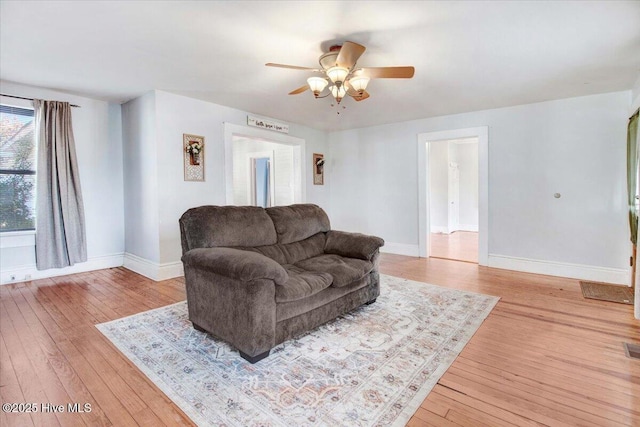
[[239, 350, 270, 364], [192, 322, 206, 332], [365, 298, 377, 305]]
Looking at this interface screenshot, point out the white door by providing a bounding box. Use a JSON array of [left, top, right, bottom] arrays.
[[448, 162, 460, 233]]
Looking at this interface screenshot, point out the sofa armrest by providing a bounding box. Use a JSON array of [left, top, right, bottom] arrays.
[[182, 247, 288, 285], [324, 230, 385, 261]]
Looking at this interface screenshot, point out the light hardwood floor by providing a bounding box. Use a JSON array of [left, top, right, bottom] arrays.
[[430, 231, 478, 263], [1, 255, 639, 426]]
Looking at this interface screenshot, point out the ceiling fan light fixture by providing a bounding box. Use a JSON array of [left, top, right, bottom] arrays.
[[348, 76, 370, 93], [268, 41, 414, 110], [326, 66, 349, 85], [307, 77, 328, 97], [331, 85, 347, 103]]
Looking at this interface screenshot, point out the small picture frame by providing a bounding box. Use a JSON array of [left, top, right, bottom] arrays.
[[184, 134, 205, 181], [313, 153, 324, 185]]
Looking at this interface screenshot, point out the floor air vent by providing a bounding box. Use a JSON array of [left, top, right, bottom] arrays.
[[623, 343, 640, 360]]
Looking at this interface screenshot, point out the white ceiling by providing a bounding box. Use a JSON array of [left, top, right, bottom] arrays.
[[1, 1, 639, 131]]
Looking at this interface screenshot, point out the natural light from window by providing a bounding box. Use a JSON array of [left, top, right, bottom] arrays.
[[0, 105, 36, 232]]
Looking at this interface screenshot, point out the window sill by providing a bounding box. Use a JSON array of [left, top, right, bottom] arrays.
[[0, 230, 36, 249]]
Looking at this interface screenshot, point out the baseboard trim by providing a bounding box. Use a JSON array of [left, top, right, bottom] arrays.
[[381, 242, 420, 257], [488, 254, 630, 285], [457, 224, 479, 232], [0, 253, 124, 285], [123, 253, 183, 281]]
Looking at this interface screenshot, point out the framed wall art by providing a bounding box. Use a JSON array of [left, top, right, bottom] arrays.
[[184, 133, 205, 181], [313, 153, 324, 185]]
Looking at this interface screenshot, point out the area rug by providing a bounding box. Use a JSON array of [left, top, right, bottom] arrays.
[[96, 274, 499, 427], [580, 280, 634, 304]]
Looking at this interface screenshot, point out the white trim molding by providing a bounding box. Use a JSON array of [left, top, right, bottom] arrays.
[[223, 122, 306, 205], [417, 126, 489, 265], [1, 253, 124, 285], [488, 254, 630, 286], [0, 230, 36, 249], [380, 242, 420, 257], [123, 252, 183, 281]]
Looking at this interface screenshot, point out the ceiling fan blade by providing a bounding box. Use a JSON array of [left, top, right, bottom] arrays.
[[266, 63, 322, 72], [288, 85, 309, 95], [359, 66, 415, 78], [335, 41, 366, 70]]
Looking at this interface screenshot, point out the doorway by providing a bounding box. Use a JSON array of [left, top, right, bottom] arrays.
[[224, 123, 306, 206], [417, 127, 489, 266], [428, 138, 479, 263]]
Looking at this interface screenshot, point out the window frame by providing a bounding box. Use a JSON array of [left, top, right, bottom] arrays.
[[0, 103, 37, 233]]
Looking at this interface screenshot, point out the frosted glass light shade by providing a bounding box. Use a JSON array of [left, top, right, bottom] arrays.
[[331, 85, 347, 102], [326, 66, 349, 84], [307, 77, 328, 95], [349, 76, 370, 93]]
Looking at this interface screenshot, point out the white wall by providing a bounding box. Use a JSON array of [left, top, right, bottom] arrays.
[[122, 90, 330, 277], [121, 91, 160, 263], [632, 74, 640, 112], [0, 80, 125, 284], [329, 91, 631, 283]]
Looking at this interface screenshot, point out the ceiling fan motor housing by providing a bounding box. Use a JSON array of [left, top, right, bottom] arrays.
[[319, 45, 342, 70]]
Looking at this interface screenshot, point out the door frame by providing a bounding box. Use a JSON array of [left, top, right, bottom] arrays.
[[224, 122, 305, 205], [447, 160, 460, 234], [417, 126, 489, 265]]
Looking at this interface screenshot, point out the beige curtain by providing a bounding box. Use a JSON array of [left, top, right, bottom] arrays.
[[633, 110, 640, 320], [628, 111, 639, 245], [34, 100, 87, 270]]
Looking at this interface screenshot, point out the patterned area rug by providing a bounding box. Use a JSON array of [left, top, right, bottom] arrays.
[[97, 274, 498, 427]]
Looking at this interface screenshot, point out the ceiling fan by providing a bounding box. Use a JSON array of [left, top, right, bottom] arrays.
[[266, 41, 414, 107]]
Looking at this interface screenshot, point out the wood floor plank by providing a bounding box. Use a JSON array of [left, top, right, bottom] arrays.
[[412, 407, 462, 426], [53, 337, 138, 426], [445, 365, 630, 425], [7, 288, 85, 427], [427, 391, 537, 427], [88, 336, 194, 426], [16, 285, 114, 427], [0, 298, 60, 427], [0, 333, 35, 427], [406, 416, 431, 427], [419, 399, 449, 417], [431, 385, 544, 427], [445, 409, 496, 427], [438, 371, 602, 427], [66, 331, 148, 419], [452, 358, 640, 424]]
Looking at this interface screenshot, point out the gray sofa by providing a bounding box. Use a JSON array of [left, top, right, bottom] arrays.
[[179, 204, 384, 363]]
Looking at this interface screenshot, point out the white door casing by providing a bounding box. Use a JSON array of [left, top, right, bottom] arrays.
[[417, 127, 488, 265]]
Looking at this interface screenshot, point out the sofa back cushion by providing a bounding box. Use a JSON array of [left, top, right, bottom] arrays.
[[179, 205, 277, 253], [266, 204, 330, 244], [243, 232, 326, 265]]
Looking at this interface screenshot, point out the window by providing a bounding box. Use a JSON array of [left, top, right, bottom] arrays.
[[0, 105, 36, 232]]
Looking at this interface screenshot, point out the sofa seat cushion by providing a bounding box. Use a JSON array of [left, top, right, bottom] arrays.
[[295, 254, 374, 287], [276, 265, 333, 303]]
